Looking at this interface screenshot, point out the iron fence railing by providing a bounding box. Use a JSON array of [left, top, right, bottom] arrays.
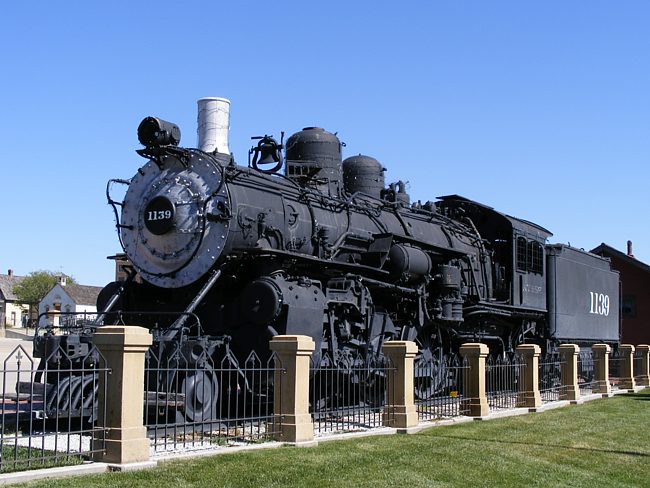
[[539, 352, 563, 402], [486, 354, 524, 410], [0, 344, 107, 473], [145, 344, 281, 455], [415, 353, 469, 421], [633, 350, 644, 383], [34, 312, 99, 337], [578, 351, 597, 395], [310, 352, 394, 435], [609, 349, 623, 391]]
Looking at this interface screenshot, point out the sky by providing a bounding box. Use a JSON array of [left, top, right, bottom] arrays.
[[1, 1, 649, 286]]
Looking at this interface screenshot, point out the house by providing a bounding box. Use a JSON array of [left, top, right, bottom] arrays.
[[38, 276, 103, 327], [591, 241, 650, 345], [0, 269, 30, 327]]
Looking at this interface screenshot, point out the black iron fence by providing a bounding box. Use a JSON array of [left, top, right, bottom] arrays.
[[578, 351, 597, 395], [486, 354, 524, 410], [415, 353, 469, 421], [0, 344, 107, 473], [144, 343, 282, 455], [633, 350, 644, 384], [539, 352, 563, 402], [34, 312, 98, 337], [608, 349, 624, 391], [310, 352, 394, 435]]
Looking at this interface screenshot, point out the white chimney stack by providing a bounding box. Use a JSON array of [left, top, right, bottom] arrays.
[[197, 97, 231, 154]]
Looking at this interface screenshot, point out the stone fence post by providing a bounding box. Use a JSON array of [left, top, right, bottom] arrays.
[[618, 344, 636, 391], [92, 326, 152, 465], [383, 341, 418, 431], [269, 335, 315, 445], [515, 344, 541, 409], [592, 344, 611, 396], [460, 343, 489, 417], [635, 344, 650, 387], [559, 344, 580, 402]]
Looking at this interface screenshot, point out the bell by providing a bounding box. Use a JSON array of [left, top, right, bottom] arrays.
[[257, 145, 280, 164], [251, 135, 284, 173]]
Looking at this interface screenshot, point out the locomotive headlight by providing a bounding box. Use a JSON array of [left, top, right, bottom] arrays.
[[137, 116, 181, 147]]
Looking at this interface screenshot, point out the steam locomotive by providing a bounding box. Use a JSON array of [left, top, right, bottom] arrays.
[[34, 98, 620, 417]]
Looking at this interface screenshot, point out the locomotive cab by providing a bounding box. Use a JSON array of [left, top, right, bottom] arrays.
[[436, 195, 552, 311]]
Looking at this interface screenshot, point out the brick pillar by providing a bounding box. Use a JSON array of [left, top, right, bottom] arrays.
[[635, 345, 650, 387], [382, 341, 418, 431], [618, 344, 636, 391], [559, 344, 580, 402], [269, 335, 315, 445], [92, 326, 152, 465], [515, 344, 541, 409], [592, 344, 611, 396], [460, 343, 489, 417]]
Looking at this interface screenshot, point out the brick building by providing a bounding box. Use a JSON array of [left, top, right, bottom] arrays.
[[591, 241, 650, 345]]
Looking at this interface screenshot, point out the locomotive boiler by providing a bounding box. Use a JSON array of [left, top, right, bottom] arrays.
[[39, 97, 618, 418]]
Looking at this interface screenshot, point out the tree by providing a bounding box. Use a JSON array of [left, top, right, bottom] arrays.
[[12, 271, 76, 324]]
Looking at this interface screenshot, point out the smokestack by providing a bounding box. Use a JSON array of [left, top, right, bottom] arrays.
[[627, 240, 635, 258], [197, 97, 230, 154], [7, 269, 12, 277]]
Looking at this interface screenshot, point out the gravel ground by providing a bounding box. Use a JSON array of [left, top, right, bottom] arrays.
[[12, 432, 92, 453]]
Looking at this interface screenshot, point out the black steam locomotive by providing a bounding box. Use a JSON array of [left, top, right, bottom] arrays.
[[104, 100, 619, 358], [34, 99, 620, 417]]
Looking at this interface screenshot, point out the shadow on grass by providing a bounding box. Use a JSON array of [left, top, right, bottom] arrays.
[[625, 393, 650, 401], [430, 434, 650, 458]]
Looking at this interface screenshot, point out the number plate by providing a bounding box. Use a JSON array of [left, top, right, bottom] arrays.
[[144, 196, 175, 235]]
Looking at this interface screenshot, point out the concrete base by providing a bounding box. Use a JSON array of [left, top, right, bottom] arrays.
[[0, 462, 108, 485], [94, 436, 152, 465], [384, 405, 418, 429], [396, 426, 425, 435], [315, 427, 396, 443], [107, 461, 157, 472], [276, 413, 314, 444], [283, 440, 319, 448], [404, 416, 474, 434], [517, 391, 542, 409], [462, 398, 490, 417], [472, 407, 529, 421], [528, 400, 570, 413], [560, 386, 580, 402]]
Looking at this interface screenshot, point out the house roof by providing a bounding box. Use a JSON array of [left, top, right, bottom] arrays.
[[62, 283, 103, 306], [0, 273, 25, 301], [590, 243, 650, 274]]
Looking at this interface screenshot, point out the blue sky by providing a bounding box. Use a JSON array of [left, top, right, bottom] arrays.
[[1, 1, 648, 286]]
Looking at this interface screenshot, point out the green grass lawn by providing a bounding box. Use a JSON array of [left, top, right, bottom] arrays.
[[1, 446, 83, 474], [23, 389, 650, 487]]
